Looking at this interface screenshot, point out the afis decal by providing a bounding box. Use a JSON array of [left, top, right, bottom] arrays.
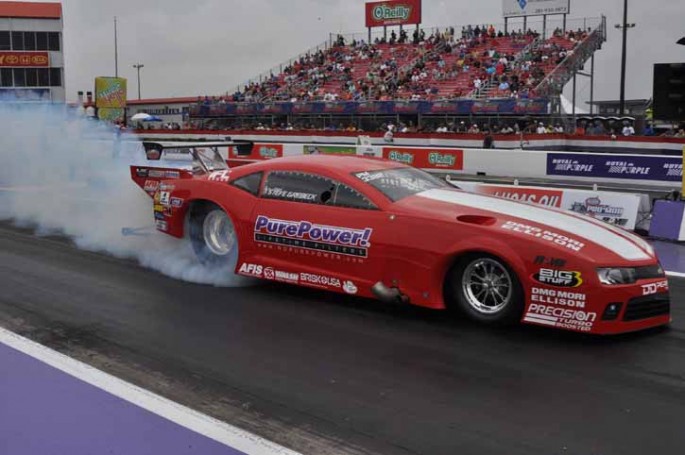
[[533, 269, 583, 288], [254, 216, 372, 258], [238, 263, 263, 277], [155, 220, 168, 232]]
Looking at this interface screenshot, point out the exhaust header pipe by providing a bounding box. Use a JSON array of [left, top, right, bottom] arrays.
[[372, 282, 409, 304]]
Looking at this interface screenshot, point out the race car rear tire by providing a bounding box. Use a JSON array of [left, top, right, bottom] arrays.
[[189, 202, 238, 268], [447, 253, 524, 325]]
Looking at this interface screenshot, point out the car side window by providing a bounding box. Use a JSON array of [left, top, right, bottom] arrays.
[[263, 171, 333, 204], [231, 172, 263, 196], [332, 183, 377, 210], [262, 171, 377, 210]]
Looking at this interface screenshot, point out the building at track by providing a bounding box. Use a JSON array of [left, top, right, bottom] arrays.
[[0, 1, 64, 102]]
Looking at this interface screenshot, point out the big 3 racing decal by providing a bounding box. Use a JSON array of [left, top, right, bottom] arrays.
[[533, 268, 583, 288], [254, 216, 372, 258]]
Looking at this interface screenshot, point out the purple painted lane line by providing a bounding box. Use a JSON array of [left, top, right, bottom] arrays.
[[0, 342, 245, 455], [652, 240, 685, 274]]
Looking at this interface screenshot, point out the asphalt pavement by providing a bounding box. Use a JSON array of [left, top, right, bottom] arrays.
[[1, 220, 685, 455]]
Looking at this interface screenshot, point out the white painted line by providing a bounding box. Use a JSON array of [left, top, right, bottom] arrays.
[[0, 326, 301, 455], [666, 271, 685, 279]]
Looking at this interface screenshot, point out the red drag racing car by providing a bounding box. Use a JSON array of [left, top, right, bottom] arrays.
[[131, 142, 670, 335]]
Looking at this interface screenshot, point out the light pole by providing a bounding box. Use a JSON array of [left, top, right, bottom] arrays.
[[615, 0, 635, 116], [133, 63, 144, 100]]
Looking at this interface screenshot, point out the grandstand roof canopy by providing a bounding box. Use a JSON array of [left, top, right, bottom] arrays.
[[0, 1, 62, 19]]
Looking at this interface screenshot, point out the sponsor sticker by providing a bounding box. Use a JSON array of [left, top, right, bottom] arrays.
[[254, 216, 372, 258], [135, 168, 149, 178], [530, 288, 586, 309], [263, 267, 299, 284], [641, 280, 669, 296], [238, 263, 263, 277], [533, 269, 583, 288], [155, 220, 168, 232], [502, 221, 585, 252], [343, 281, 358, 295], [208, 170, 231, 182], [300, 273, 341, 288], [159, 191, 171, 206], [144, 180, 159, 193], [533, 256, 567, 267], [524, 303, 596, 332], [264, 186, 317, 202], [171, 197, 184, 208]]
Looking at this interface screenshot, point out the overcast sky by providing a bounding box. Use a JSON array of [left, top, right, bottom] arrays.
[[55, 0, 684, 105]]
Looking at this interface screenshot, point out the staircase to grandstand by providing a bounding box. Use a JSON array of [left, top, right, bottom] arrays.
[[231, 17, 606, 104]]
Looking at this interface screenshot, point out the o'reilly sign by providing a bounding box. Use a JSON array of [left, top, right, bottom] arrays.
[[365, 0, 421, 27]]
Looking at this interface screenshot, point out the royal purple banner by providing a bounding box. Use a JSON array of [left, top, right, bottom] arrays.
[[190, 99, 549, 117], [547, 153, 683, 182]]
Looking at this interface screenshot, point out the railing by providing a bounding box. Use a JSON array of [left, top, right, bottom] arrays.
[[533, 15, 607, 97]]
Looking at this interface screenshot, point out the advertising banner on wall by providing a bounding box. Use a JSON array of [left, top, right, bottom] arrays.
[[547, 153, 683, 182], [189, 99, 549, 117], [240, 143, 284, 160], [502, 0, 570, 18], [449, 181, 649, 230], [0, 51, 49, 67], [365, 0, 422, 28], [94, 77, 127, 109], [383, 146, 464, 170]]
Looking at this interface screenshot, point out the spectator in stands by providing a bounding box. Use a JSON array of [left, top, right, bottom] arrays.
[[383, 125, 395, 142], [621, 121, 635, 136], [643, 123, 655, 136], [536, 122, 547, 134]]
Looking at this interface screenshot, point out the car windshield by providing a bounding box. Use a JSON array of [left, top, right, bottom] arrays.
[[354, 167, 448, 201]]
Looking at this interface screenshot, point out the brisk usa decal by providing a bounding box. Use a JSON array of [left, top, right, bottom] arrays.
[[254, 216, 372, 258]]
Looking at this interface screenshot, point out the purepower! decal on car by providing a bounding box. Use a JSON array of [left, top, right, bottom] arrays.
[[254, 216, 372, 258]]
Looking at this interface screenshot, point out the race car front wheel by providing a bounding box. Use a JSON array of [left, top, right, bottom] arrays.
[[448, 254, 523, 325], [189, 202, 238, 267]]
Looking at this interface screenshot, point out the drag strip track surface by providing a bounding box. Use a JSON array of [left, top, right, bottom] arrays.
[[1, 221, 685, 455]]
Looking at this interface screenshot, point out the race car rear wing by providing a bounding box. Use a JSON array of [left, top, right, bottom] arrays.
[[131, 140, 253, 197]]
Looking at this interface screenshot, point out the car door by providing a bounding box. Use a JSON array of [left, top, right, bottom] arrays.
[[248, 170, 391, 297]]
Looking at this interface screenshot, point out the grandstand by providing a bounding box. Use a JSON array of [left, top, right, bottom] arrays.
[[189, 14, 607, 132]]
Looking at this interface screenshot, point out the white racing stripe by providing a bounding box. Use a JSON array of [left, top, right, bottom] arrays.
[[0, 326, 301, 455], [418, 189, 651, 261]]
